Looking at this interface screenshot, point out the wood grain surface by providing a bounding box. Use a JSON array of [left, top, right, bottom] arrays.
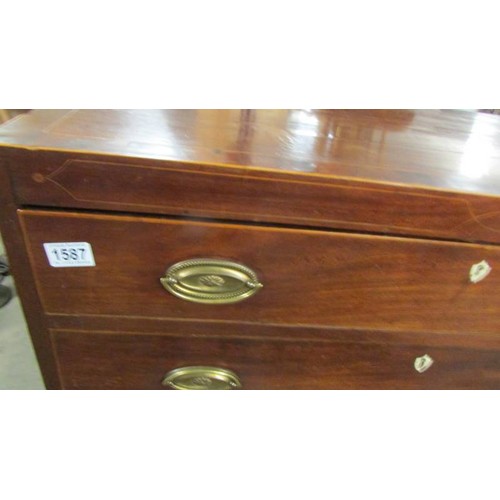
[[3, 109, 500, 390], [19, 209, 500, 336], [51, 328, 500, 389], [0, 162, 58, 388], [8, 150, 500, 245], [2, 110, 500, 196], [3, 109, 500, 244]]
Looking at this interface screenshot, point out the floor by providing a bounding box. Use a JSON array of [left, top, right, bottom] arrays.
[[0, 235, 45, 389]]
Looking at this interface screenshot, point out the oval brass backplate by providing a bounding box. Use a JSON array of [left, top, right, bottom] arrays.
[[160, 258, 263, 304], [162, 366, 242, 390]]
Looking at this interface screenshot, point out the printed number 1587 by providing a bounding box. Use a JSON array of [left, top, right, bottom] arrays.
[[51, 247, 86, 261]]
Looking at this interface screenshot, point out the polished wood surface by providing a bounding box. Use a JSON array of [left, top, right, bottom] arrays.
[[3, 110, 500, 390], [52, 328, 500, 389], [46, 314, 500, 350], [0, 163, 60, 388], [9, 150, 500, 244], [20, 209, 500, 336], [2, 109, 500, 196]]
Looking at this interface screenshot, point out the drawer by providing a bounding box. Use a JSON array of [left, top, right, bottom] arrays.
[[51, 328, 500, 389], [21, 209, 500, 335], [10, 149, 500, 246]]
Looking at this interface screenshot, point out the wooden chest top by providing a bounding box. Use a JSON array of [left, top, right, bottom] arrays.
[[2, 109, 500, 192], [2, 109, 500, 244]]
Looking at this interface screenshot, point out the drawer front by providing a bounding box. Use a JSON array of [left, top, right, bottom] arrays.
[[52, 329, 500, 389], [10, 150, 500, 246], [21, 209, 500, 335]]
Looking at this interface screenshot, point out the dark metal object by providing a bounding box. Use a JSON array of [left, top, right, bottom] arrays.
[[0, 254, 11, 307], [0, 284, 11, 307]]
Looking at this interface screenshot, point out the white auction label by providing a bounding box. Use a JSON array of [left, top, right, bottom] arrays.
[[43, 242, 96, 267]]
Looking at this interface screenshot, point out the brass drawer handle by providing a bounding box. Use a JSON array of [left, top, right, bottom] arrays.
[[160, 258, 263, 304], [162, 366, 242, 390]]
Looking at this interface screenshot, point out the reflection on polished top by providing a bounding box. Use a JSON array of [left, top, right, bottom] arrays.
[[1, 109, 500, 195]]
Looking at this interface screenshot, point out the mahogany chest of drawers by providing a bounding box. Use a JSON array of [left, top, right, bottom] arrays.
[[1, 109, 500, 389]]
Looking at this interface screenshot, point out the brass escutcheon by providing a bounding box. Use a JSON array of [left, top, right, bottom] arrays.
[[414, 354, 434, 373], [469, 260, 492, 284]]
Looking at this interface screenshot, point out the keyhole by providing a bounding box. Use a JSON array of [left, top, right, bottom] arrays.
[[414, 354, 434, 373]]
